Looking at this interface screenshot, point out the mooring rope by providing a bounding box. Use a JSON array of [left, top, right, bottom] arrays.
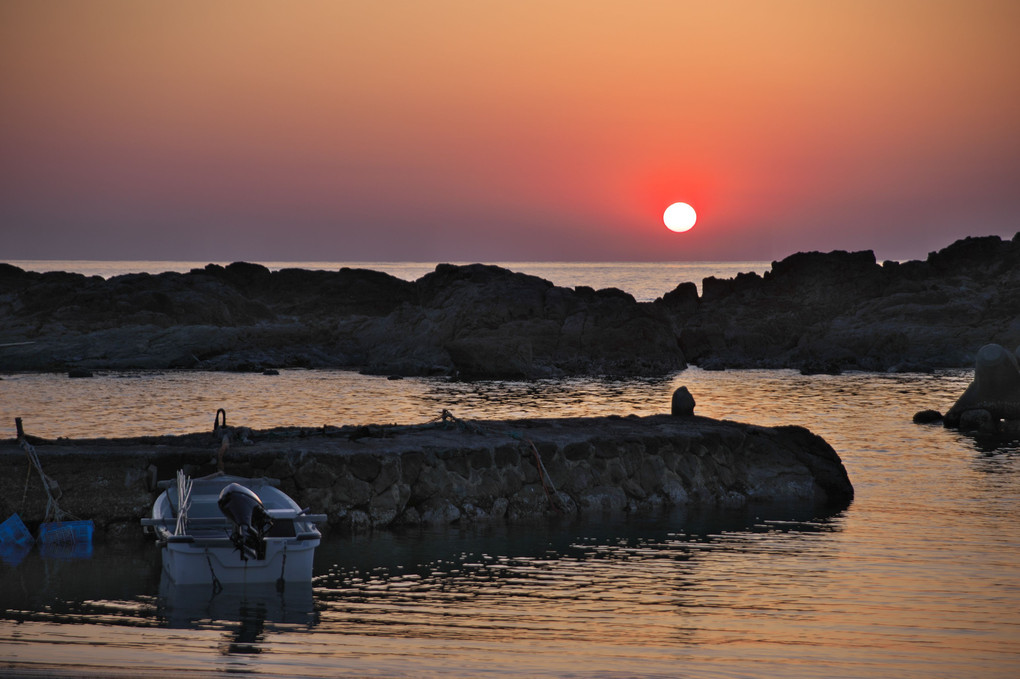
[[205, 551, 223, 595], [437, 410, 566, 514], [214, 408, 230, 472], [436, 408, 487, 435], [15, 418, 77, 523], [276, 543, 288, 593], [21, 463, 31, 513], [512, 433, 566, 514]]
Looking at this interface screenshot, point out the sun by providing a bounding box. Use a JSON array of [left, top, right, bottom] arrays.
[[663, 202, 697, 233]]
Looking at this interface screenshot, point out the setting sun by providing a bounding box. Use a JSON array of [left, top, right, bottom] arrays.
[[663, 202, 697, 233]]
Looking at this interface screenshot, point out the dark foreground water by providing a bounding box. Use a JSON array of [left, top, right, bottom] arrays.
[[2, 368, 1019, 678]]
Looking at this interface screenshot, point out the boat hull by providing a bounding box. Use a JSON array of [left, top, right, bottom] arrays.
[[161, 535, 319, 586]]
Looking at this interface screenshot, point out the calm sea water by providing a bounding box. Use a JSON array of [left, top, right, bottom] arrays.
[[1, 262, 1018, 677], [4, 260, 771, 300], [2, 367, 1018, 678]]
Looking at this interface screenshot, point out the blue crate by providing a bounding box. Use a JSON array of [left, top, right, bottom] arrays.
[[0, 514, 33, 546], [38, 519, 94, 545], [0, 542, 32, 567]]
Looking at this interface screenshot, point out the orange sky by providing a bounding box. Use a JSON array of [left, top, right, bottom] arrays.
[[2, 0, 1018, 261]]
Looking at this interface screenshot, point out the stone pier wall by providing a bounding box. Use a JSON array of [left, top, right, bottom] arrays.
[[0, 415, 853, 540]]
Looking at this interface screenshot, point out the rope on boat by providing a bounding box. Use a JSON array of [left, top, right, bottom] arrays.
[[205, 550, 223, 595], [434, 410, 566, 514], [277, 543, 288, 593], [175, 470, 193, 536]]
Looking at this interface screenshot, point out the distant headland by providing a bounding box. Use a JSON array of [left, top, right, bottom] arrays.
[[1, 233, 1017, 377]]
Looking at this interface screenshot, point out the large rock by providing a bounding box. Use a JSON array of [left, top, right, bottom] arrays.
[[666, 233, 1020, 372], [380, 264, 685, 378], [0, 262, 686, 378], [944, 343, 1020, 431]]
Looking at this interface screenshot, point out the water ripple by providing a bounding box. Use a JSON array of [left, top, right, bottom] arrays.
[[2, 368, 1019, 678]]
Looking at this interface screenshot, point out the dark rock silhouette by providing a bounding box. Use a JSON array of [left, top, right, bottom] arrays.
[[912, 409, 943, 424], [671, 386, 696, 416], [666, 233, 1019, 372], [0, 262, 683, 378], [943, 343, 1020, 436], [0, 232, 1017, 377]]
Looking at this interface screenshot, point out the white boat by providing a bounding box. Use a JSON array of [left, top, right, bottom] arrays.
[[142, 472, 326, 587]]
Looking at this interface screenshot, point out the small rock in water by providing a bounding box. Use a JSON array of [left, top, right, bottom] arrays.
[[262, 368, 280, 376], [68, 368, 93, 378], [671, 386, 696, 416], [800, 361, 842, 376], [912, 409, 943, 424]]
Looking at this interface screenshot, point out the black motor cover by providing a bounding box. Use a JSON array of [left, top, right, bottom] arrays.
[[217, 482, 273, 560]]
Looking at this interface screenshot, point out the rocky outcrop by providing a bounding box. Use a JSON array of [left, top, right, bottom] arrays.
[[349, 264, 684, 378], [0, 262, 683, 378], [0, 414, 853, 539], [1, 232, 1016, 377], [666, 233, 1020, 372]]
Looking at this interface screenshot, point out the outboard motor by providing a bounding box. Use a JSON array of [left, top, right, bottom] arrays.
[[217, 482, 273, 561]]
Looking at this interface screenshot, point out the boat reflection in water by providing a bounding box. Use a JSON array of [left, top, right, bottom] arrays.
[[158, 572, 318, 655]]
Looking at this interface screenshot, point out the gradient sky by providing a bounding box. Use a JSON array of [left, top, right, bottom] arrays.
[[2, 1, 1018, 262]]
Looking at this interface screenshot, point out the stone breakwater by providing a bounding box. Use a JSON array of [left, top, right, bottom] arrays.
[[1, 414, 853, 540]]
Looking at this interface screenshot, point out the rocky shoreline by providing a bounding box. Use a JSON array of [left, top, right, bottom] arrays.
[[1, 233, 1017, 378], [0, 412, 853, 540]]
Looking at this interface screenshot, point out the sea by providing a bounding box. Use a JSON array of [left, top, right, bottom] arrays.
[[1, 261, 1018, 678], [2, 260, 773, 300]]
